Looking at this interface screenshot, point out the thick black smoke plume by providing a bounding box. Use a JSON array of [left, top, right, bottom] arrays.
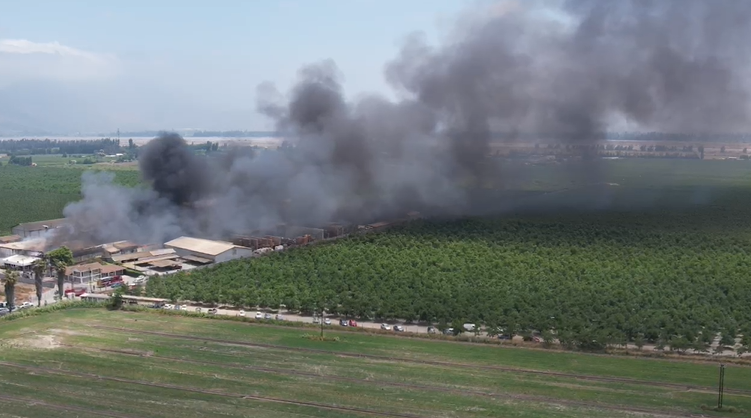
[[139, 132, 210, 206], [58, 0, 751, 246]]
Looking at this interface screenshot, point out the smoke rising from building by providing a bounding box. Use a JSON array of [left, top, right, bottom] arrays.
[[58, 0, 751, 246]]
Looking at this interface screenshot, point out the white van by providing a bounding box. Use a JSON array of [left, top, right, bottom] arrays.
[[463, 323, 476, 332]]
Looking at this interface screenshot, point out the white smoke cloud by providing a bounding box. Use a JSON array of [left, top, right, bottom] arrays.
[[0, 39, 119, 86]]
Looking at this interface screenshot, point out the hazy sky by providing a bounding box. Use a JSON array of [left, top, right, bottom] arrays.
[[0, 0, 472, 133]]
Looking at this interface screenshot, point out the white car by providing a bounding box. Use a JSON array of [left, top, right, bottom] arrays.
[[238, 310, 245, 317], [181, 305, 188, 311], [393, 325, 405, 332], [164, 304, 173, 310], [255, 312, 263, 319], [380, 323, 391, 331], [20, 302, 33, 309], [324, 318, 332, 325]]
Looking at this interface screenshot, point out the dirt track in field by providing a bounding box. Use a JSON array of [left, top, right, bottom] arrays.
[[0, 393, 142, 418]]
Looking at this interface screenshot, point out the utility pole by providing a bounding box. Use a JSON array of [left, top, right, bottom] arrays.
[[320, 307, 325, 338], [717, 364, 726, 409]]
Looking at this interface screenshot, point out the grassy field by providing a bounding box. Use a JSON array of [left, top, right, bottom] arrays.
[[0, 308, 749, 417]]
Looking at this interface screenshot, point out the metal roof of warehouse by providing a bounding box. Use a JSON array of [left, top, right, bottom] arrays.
[[0, 240, 46, 252], [164, 236, 237, 257]]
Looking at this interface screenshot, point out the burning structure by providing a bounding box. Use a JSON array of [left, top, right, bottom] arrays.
[[11, 218, 66, 239], [38, 1, 751, 249]]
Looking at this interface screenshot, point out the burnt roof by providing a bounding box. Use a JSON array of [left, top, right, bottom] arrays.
[[0, 235, 22, 244]]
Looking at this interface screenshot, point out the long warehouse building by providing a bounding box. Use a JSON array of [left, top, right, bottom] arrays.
[[164, 236, 253, 264]]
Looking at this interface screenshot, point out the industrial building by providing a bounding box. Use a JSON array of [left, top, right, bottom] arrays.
[[0, 239, 45, 258], [1, 254, 40, 272], [164, 236, 253, 264], [112, 248, 183, 274], [11, 218, 67, 238]]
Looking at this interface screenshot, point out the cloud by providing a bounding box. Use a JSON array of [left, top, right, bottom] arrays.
[[0, 39, 108, 61], [0, 39, 119, 86]]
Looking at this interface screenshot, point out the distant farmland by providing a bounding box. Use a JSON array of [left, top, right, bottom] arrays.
[[0, 165, 140, 234]]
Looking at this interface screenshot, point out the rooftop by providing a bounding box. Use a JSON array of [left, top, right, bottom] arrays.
[[112, 248, 176, 263], [65, 262, 103, 276], [0, 240, 47, 252], [0, 235, 21, 244], [133, 254, 179, 265], [2, 254, 41, 267], [149, 259, 182, 269], [113, 241, 139, 251], [164, 236, 237, 257], [100, 264, 125, 274], [13, 218, 67, 232]]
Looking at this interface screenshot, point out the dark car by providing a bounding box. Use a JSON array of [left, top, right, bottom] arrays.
[[427, 326, 437, 334], [339, 319, 349, 326]]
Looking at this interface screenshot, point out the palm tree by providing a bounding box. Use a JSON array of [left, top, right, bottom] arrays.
[[53, 261, 68, 301], [32, 258, 49, 307], [47, 246, 73, 301], [2, 270, 20, 311]]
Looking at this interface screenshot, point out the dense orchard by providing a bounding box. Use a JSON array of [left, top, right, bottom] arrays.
[[147, 194, 751, 352]]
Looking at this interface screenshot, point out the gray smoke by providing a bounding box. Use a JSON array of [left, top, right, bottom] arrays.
[[58, 0, 751, 246]]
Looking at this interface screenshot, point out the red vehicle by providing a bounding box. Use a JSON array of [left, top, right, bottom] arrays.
[[64, 288, 87, 297], [348, 319, 358, 327], [100, 276, 124, 287]]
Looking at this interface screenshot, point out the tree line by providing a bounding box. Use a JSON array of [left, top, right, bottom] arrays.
[[0, 139, 125, 155]]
